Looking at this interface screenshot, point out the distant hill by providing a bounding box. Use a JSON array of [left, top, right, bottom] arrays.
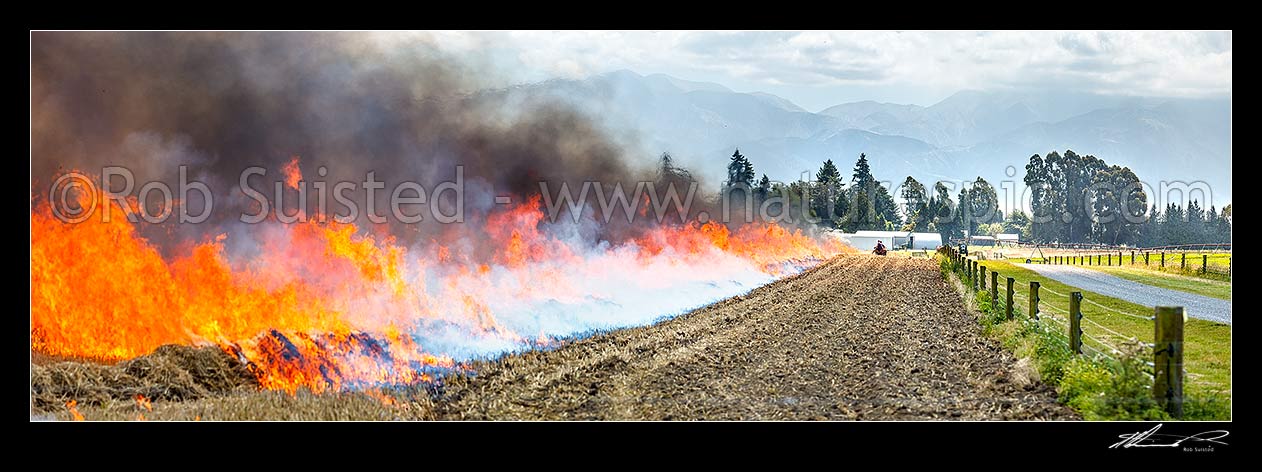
[[478, 70, 1231, 205]]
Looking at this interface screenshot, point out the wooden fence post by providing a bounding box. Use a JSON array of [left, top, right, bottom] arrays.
[[1006, 277, 1015, 320], [1108, 253, 1112, 266], [1202, 254, 1208, 274], [991, 271, 998, 304], [1181, 253, 1186, 270], [1131, 251, 1135, 264], [1161, 252, 1165, 267], [1154, 306, 1185, 418], [972, 260, 979, 291], [1145, 252, 1149, 265], [1069, 292, 1082, 355], [980, 265, 986, 290], [1029, 281, 1040, 320]]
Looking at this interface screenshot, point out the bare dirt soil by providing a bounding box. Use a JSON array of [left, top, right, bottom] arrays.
[[432, 254, 1075, 420], [32, 254, 1076, 420]]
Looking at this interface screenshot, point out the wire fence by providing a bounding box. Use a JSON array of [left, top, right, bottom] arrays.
[[1081, 314, 1142, 344], [949, 247, 1201, 416], [1081, 297, 1156, 321], [1035, 245, 1232, 278], [946, 247, 1198, 417]]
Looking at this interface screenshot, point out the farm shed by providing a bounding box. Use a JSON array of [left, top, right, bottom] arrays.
[[842, 230, 941, 251]]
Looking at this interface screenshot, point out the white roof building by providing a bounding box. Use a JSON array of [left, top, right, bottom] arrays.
[[842, 230, 941, 251]]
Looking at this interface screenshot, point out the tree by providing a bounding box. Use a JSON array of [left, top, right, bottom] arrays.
[[755, 174, 772, 202], [657, 152, 693, 185], [816, 159, 842, 188], [975, 223, 1004, 236], [968, 177, 1000, 228], [811, 159, 843, 226], [1003, 209, 1032, 242], [1218, 204, 1232, 243], [1090, 165, 1146, 245], [1024, 150, 1110, 243], [844, 153, 899, 230], [929, 182, 960, 242], [726, 149, 755, 189], [851, 153, 874, 190], [1138, 204, 1161, 247], [1161, 203, 1187, 245], [724, 149, 757, 217], [1187, 199, 1206, 243], [873, 183, 901, 230], [849, 190, 872, 232], [899, 176, 928, 231]]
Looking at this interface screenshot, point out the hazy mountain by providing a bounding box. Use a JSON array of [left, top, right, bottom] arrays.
[[479, 70, 1231, 204]]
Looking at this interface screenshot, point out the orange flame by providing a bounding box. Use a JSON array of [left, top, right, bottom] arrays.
[[135, 394, 153, 412], [31, 173, 849, 395], [281, 156, 302, 190], [66, 400, 84, 421]]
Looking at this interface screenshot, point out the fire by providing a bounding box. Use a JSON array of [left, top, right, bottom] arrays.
[[31, 169, 850, 395], [281, 156, 302, 190], [66, 400, 84, 421], [135, 394, 153, 411]]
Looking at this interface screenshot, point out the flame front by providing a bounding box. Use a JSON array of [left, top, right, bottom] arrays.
[[31, 175, 849, 394]]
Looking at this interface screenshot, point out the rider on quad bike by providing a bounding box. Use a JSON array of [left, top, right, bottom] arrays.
[[873, 240, 888, 256]]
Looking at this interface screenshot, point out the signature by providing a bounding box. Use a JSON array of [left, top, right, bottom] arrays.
[[1110, 424, 1230, 449]]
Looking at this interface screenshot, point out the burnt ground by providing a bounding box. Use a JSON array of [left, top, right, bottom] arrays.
[[32, 254, 1076, 420]]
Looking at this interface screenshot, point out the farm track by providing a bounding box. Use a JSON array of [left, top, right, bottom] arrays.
[[433, 255, 1075, 420], [1022, 263, 1231, 324]]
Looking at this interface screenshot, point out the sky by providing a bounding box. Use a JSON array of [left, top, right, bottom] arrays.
[[407, 30, 1232, 112]]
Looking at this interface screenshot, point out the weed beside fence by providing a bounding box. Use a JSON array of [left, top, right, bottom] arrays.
[[936, 247, 1230, 420]]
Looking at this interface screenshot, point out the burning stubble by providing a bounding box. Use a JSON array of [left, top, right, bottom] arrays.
[[30, 32, 854, 396]]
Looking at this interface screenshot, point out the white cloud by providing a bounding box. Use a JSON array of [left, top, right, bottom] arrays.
[[413, 30, 1231, 105]]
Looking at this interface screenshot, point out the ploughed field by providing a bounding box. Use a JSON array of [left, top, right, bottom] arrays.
[[32, 255, 1075, 420]]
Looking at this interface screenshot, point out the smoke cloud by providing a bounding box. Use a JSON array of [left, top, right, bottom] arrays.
[[31, 31, 676, 250]]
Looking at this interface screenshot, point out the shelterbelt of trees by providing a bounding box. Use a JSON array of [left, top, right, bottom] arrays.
[[717, 148, 1231, 247]]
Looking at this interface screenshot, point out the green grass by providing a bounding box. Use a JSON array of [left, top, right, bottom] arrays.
[[940, 254, 1230, 420], [980, 259, 1231, 393], [1080, 265, 1232, 300], [1036, 252, 1231, 281]]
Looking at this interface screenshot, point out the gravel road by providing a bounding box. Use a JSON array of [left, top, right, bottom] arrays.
[[1021, 264, 1231, 324], [433, 255, 1076, 420]]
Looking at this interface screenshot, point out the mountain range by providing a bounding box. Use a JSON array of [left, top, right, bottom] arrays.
[[483, 70, 1232, 208]]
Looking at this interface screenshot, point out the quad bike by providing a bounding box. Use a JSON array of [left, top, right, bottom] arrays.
[[873, 245, 888, 256]]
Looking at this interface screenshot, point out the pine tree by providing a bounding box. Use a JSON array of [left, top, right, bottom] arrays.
[[726, 149, 755, 189], [811, 160, 843, 226], [756, 174, 771, 202]]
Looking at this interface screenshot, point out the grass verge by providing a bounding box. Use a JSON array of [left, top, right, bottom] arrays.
[[938, 253, 1230, 420]]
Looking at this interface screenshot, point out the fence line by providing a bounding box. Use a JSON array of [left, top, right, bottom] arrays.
[[1082, 331, 1125, 357], [1081, 297, 1156, 321], [945, 247, 1190, 417], [1038, 285, 1069, 298], [1081, 314, 1143, 342]]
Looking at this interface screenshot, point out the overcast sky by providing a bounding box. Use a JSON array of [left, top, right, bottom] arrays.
[[413, 30, 1232, 112]]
